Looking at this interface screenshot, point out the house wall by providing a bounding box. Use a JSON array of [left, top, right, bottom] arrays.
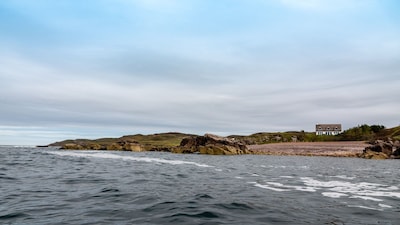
[[316, 124, 342, 135], [315, 131, 341, 135]]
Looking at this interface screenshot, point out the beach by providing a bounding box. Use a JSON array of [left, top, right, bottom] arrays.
[[248, 141, 370, 157]]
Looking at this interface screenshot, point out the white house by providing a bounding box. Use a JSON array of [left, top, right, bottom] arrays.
[[316, 124, 342, 135]]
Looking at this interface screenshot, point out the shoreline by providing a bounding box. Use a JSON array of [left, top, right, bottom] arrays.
[[247, 141, 369, 157]]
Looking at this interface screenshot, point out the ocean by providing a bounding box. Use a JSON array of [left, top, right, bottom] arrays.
[[1, 146, 399, 225]]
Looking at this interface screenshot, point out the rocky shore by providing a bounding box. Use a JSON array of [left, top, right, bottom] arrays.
[[171, 133, 248, 155], [359, 139, 400, 159], [60, 133, 248, 155], [52, 132, 400, 159]]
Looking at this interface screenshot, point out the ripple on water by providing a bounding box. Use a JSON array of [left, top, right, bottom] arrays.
[[167, 211, 221, 219], [0, 212, 29, 220], [2, 147, 400, 224], [0, 175, 18, 181], [216, 202, 254, 210]]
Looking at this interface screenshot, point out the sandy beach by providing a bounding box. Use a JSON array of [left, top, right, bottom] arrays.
[[248, 141, 370, 157]]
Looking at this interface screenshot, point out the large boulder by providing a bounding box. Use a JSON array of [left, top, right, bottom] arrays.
[[367, 140, 393, 156], [360, 140, 396, 159], [173, 133, 248, 155], [392, 146, 400, 159], [123, 143, 144, 152]]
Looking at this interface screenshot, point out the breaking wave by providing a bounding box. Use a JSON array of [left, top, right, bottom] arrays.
[[48, 151, 213, 168]]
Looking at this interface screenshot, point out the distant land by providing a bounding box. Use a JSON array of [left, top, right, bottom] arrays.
[[48, 125, 400, 159]]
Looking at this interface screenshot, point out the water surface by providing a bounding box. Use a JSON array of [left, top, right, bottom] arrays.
[[1, 146, 399, 224]]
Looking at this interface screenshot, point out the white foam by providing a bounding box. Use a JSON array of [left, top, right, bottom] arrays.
[[253, 183, 288, 192], [293, 186, 317, 192], [350, 195, 383, 202], [267, 182, 285, 187], [253, 181, 317, 193], [378, 203, 392, 208], [235, 176, 244, 179], [300, 177, 400, 199], [348, 205, 382, 211], [49, 151, 213, 168], [330, 175, 355, 180], [280, 176, 294, 179], [301, 177, 353, 188], [322, 192, 348, 198], [215, 169, 223, 172]]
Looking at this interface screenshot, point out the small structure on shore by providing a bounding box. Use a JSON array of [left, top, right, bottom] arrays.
[[316, 124, 342, 135]]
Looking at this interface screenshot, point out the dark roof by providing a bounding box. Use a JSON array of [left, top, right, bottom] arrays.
[[316, 124, 342, 131]]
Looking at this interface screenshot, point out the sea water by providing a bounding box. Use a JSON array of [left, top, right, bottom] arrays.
[[1, 146, 399, 224]]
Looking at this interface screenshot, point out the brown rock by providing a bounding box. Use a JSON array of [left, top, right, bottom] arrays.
[[123, 143, 143, 152], [61, 143, 84, 150], [392, 146, 400, 159], [85, 143, 102, 150], [364, 140, 393, 157], [360, 150, 389, 160], [106, 143, 123, 151], [175, 133, 248, 155]]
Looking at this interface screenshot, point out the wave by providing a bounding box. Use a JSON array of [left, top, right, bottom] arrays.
[[251, 176, 400, 211], [48, 151, 213, 168], [0, 145, 36, 148]]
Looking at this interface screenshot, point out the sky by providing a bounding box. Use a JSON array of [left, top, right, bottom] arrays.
[[1, 0, 399, 145]]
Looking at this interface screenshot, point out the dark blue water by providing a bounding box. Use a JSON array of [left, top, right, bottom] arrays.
[[1, 146, 399, 225]]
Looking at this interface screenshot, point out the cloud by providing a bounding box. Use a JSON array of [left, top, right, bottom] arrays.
[[0, 0, 399, 144]]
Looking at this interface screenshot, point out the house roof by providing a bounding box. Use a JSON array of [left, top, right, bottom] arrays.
[[316, 124, 342, 131]]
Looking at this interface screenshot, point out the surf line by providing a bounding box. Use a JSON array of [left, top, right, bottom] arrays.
[[48, 151, 214, 168]]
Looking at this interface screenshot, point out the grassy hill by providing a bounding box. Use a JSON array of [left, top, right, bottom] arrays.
[[49, 132, 197, 149], [375, 125, 400, 141], [49, 125, 400, 149]]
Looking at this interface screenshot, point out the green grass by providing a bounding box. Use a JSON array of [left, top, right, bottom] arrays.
[[50, 132, 197, 148], [49, 126, 400, 148], [121, 133, 196, 147]]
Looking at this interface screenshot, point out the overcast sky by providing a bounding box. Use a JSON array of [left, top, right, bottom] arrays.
[[1, 0, 399, 145]]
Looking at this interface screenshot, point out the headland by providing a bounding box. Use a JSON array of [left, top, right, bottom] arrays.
[[48, 125, 400, 159]]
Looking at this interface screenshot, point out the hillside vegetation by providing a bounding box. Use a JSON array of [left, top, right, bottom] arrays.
[[49, 125, 400, 150], [49, 132, 197, 150], [230, 125, 399, 145]]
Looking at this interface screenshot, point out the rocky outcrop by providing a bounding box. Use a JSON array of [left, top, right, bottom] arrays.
[[61, 140, 145, 152], [392, 147, 400, 159], [122, 143, 144, 152], [360, 139, 400, 159], [62, 143, 85, 150], [172, 133, 248, 155]]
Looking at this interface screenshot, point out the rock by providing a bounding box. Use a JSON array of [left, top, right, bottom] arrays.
[[85, 143, 103, 150], [361, 139, 396, 159], [61, 143, 84, 150], [106, 143, 123, 151], [123, 143, 143, 152], [365, 140, 393, 156], [360, 150, 389, 160], [198, 145, 241, 155], [392, 146, 400, 159], [173, 133, 248, 155]]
